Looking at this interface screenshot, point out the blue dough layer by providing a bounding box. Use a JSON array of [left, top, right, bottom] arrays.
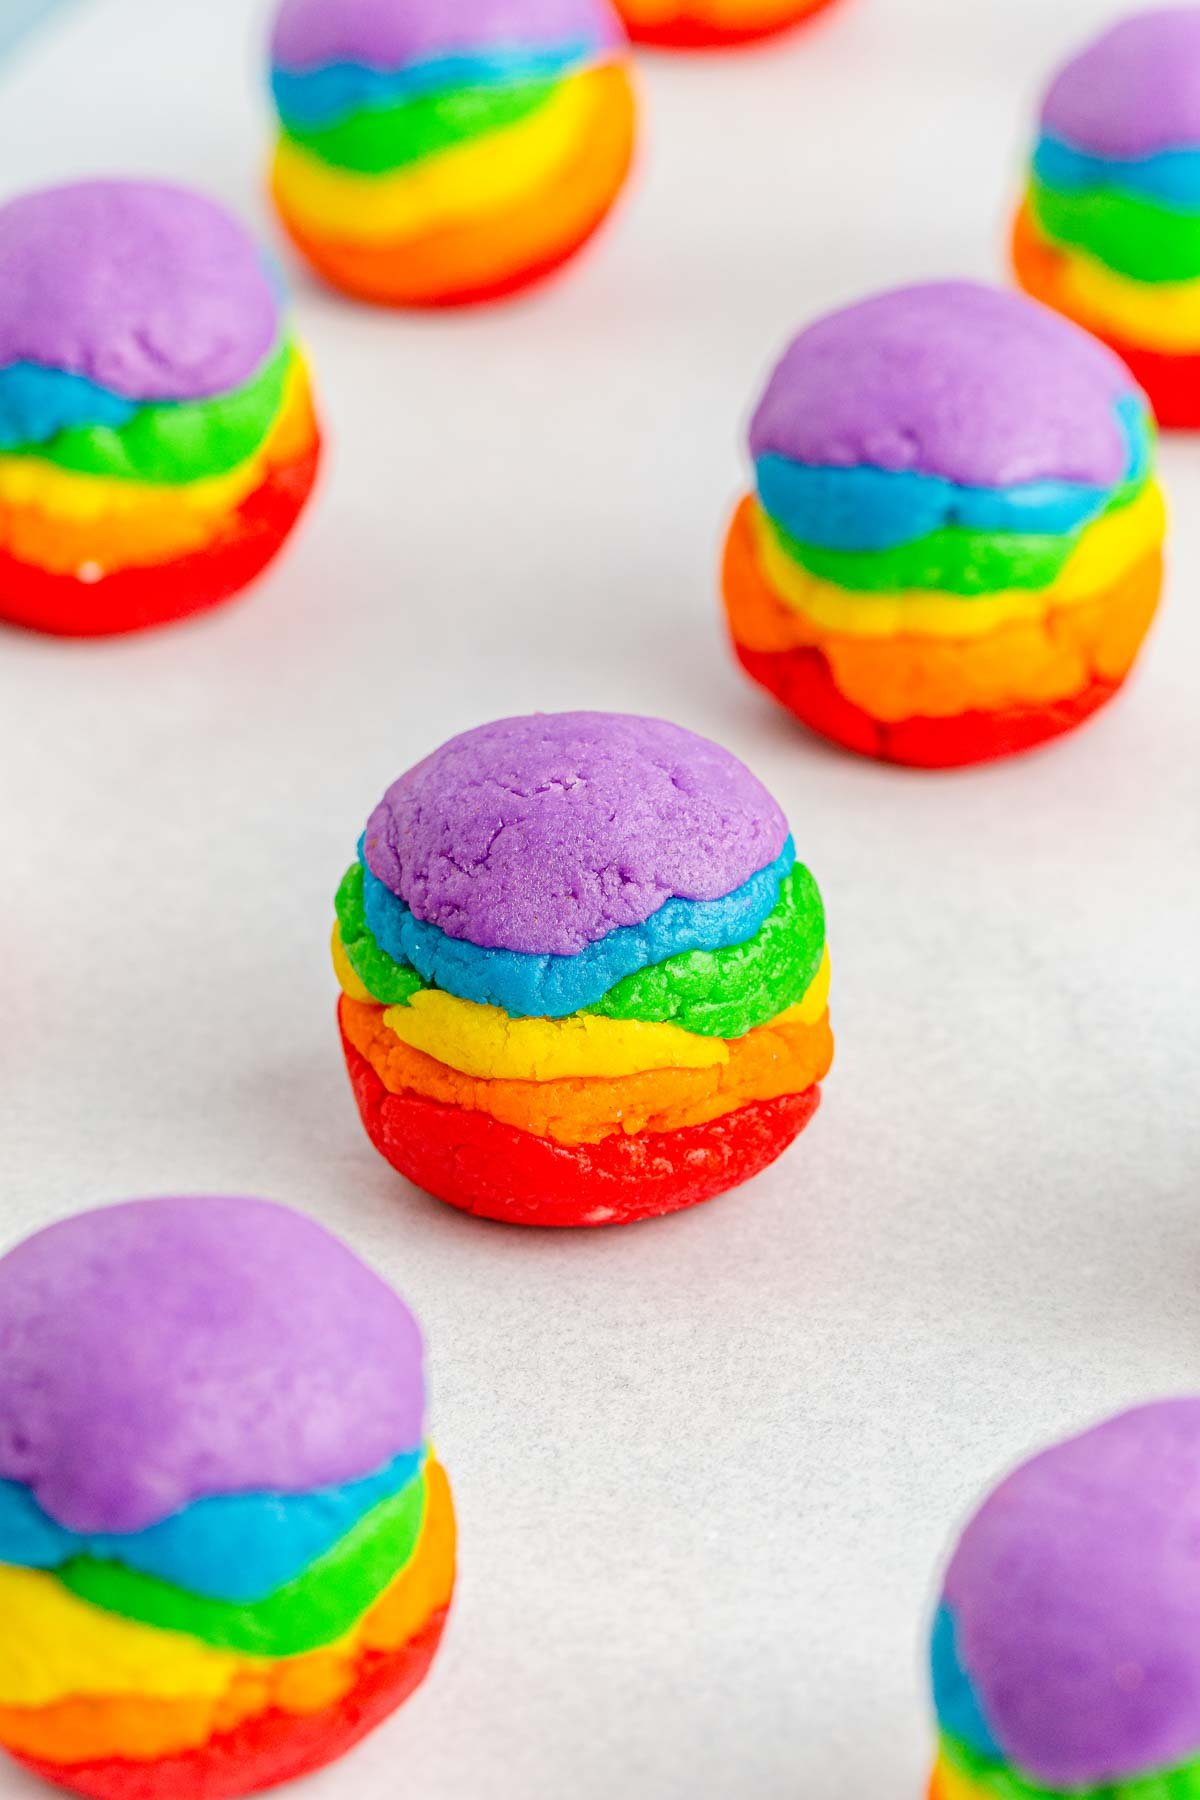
[[1034, 133, 1200, 210], [0, 1448, 422, 1604], [0, 286, 286, 451], [931, 1604, 1005, 1761], [0, 363, 137, 450], [360, 836, 796, 1019], [272, 40, 599, 131], [754, 396, 1150, 553]]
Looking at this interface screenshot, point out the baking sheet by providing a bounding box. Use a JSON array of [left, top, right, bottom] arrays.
[[1, 0, 1199, 1794]]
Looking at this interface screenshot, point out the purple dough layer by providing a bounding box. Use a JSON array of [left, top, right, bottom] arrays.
[[0, 1196, 425, 1535], [363, 712, 788, 958], [1041, 8, 1200, 161], [943, 1399, 1200, 1789], [748, 281, 1136, 491], [270, 0, 624, 73], [0, 181, 280, 401]]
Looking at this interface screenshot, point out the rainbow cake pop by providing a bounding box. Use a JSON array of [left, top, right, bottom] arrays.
[[1014, 9, 1200, 429], [613, 0, 834, 50], [0, 181, 321, 638], [721, 281, 1166, 768], [269, 0, 636, 308], [0, 1196, 454, 1800], [930, 1400, 1200, 1800], [334, 711, 833, 1227]]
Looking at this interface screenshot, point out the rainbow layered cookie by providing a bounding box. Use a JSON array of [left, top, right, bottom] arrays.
[[334, 711, 833, 1227], [613, 0, 835, 50], [0, 1196, 454, 1800], [722, 281, 1166, 767], [0, 181, 320, 638], [1014, 9, 1200, 428], [269, 0, 636, 307], [931, 1400, 1200, 1800]]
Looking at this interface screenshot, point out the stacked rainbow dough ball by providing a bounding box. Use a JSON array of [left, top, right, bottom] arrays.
[[722, 281, 1167, 767], [612, 0, 835, 48], [930, 1400, 1200, 1800], [269, 0, 636, 308], [334, 712, 833, 1228], [0, 181, 320, 638], [1014, 8, 1200, 429], [0, 1196, 455, 1800]]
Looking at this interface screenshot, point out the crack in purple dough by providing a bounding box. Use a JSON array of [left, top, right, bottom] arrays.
[[362, 713, 788, 957]]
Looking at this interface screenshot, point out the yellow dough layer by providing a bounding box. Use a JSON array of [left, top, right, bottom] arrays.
[[750, 482, 1166, 640], [347, 1006, 833, 1142], [929, 1754, 990, 1800], [272, 66, 619, 244], [0, 1461, 456, 1762], [1021, 203, 1200, 351], [342, 951, 832, 1142], [0, 1461, 455, 1713], [0, 359, 317, 575], [0, 360, 311, 522], [335, 919, 830, 1083], [0, 1566, 243, 1707], [378, 988, 730, 1080]]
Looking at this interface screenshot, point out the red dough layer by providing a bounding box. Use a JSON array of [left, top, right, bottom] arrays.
[[1075, 337, 1200, 433], [10, 1610, 447, 1800], [342, 1034, 820, 1227], [0, 442, 320, 639], [623, 0, 837, 46], [733, 640, 1124, 769]]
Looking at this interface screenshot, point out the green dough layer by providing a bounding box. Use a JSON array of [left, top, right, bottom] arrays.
[[282, 78, 559, 174], [1031, 178, 1200, 285], [341, 862, 827, 1040], [338, 863, 424, 1005], [12, 342, 294, 484], [764, 483, 1145, 596], [586, 863, 826, 1038], [938, 1733, 1200, 1800], [58, 1470, 427, 1658]]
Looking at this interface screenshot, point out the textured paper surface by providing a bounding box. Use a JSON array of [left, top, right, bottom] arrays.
[[1, 0, 1199, 1795]]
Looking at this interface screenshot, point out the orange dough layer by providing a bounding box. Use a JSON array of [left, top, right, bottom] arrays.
[[0, 373, 319, 576], [734, 640, 1125, 767], [722, 494, 1163, 720], [9, 1615, 447, 1800], [273, 66, 635, 308], [1012, 199, 1091, 330], [338, 992, 834, 1146], [0, 440, 319, 638], [0, 1461, 455, 1769]]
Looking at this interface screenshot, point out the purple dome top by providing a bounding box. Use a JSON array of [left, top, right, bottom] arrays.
[[0, 181, 280, 402], [942, 1400, 1200, 1789], [270, 0, 623, 72], [1041, 9, 1200, 161], [748, 282, 1137, 491], [0, 1196, 425, 1535], [363, 712, 788, 958]]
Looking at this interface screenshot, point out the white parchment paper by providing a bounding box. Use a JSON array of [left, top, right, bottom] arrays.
[[1, 1, 1198, 1794]]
